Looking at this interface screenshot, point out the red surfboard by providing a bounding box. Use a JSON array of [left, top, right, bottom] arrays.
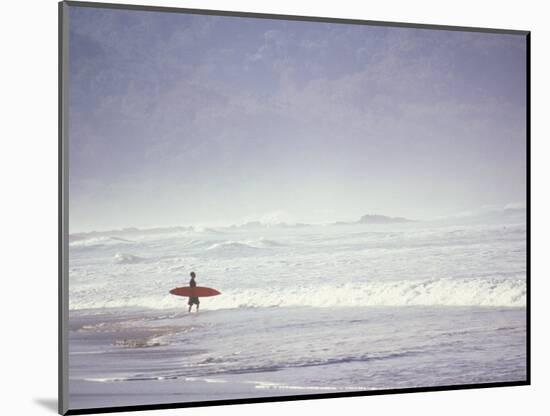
[[169, 286, 221, 297]]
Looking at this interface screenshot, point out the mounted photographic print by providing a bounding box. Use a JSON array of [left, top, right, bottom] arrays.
[[59, 1, 530, 414]]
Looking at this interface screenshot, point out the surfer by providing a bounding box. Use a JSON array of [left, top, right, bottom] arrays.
[[188, 271, 200, 313]]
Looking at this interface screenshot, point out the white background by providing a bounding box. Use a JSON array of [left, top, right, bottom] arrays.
[[1, 0, 548, 415]]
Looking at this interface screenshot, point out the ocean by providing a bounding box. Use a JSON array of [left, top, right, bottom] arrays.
[[67, 210, 527, 410]]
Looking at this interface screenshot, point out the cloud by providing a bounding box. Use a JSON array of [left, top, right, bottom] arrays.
[[67, 6, 527, 231]]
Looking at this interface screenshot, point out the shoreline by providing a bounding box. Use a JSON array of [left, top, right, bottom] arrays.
[[68, 305, 527, 409]]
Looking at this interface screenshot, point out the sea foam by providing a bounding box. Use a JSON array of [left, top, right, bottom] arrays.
[[69, 277, 525, 311]]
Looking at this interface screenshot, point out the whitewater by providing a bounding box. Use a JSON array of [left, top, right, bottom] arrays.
[[68, 211, 527, 410]]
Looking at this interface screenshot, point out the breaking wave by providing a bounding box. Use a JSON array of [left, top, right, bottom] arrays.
[[69, 277, 525, 311], [69, 236, 135, 248], [206, 241, 260, 252], [205, 238, 286, 253], [113, 253, 145, 264], [209, 278, 526, 309]]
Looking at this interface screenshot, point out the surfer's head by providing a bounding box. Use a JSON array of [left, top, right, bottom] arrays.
[[190, 271, 196, 278]]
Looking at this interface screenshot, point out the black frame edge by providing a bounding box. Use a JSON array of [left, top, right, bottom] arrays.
[[66, 381, 529, 415], [58, 2, 63, 414], [525, 31, 531, 385], [59, 1, 70, 415], [63, 0, 529, 36]]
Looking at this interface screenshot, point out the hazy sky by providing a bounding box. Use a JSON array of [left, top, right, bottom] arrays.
[[68, 6, 527, 232]]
